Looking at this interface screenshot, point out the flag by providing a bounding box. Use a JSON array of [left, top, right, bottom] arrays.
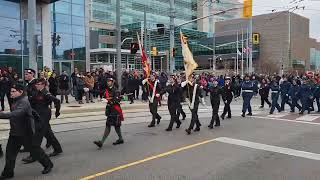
[[137, 33, 151, 78], [180, 30, 198, 81]]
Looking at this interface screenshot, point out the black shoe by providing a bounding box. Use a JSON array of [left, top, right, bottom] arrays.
[[194, 127, 200, 132], [45, 143, 51, 149], [130, 102, 134, 104], [93, 141, 103, 148], [215, 124, 220, 127], [49, 151, 62, 157], [259, 106, 264, 108], [247, 113, 252, 116], [241, 113, 245, 117], [269, 112, 273, 114], [22, 156, 36, 164], [42, 162, 53, 174], [66, 101, 69, 104], [299, 111, 303, 115], [176, 121, 181, 129], [185, 129, 191, 135], [165, 128, 172, 131], [148, 124, 155, 127], [182, 115, 186, 120], [226, 116, 231, 119], [113, 139, 124, 145], [208, 125, 213, 129], [0, 175, 13, 179], [157, 117, 162, 124], [290, 110, 294, 113], [220, 115, 225, 120]]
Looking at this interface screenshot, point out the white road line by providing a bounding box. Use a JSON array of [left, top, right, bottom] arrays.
[[267, 113, 289, 118], [253, 116, 320, 126], [296, 115, 319, 122], [216, 137, 320, 160]]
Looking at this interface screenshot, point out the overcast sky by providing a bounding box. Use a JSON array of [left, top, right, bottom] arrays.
[[243, 0, 320, 40]]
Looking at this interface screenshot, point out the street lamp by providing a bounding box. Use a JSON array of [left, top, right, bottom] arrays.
[[121, 37, 133, 46]]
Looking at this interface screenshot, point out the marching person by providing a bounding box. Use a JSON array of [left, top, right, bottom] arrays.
[[0, 84, 53, 179], [22, 78, 62, 164], [94, 78, 124, 148], [160, 74, 182, 131], [181, 75, 203, 134], [205, 79, 223, 129], [177, 75, 186, 120], [299, 77, 313, 115], [289, 79, 302, 113], [259, 78, 271, 108], [269, 79, 282, 114], [142, 73, 162, 127], [221, 77, 234, 119], [241, 74, 256, 117], [280, 77, 292, 111]]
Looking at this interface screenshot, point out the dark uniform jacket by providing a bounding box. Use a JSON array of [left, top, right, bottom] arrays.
[[0, 96, 35, 136], [161, 83, 182, 106], [183, 82, 203, 105]]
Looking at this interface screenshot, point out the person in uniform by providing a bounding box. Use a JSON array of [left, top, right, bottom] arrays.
[[313, 80, 320, 112], [221, 77, 233, 119], [269, 79, 282, 114], [181, 75, 203, 134], [280, 77, 292, 111], [22, 78, 62, 164], [94, 78, 124, 148], [176, 75, 186, 120], [299, 77, 313, 114], [241, 75, 256, 117], [205, 79, 223, 129], [259, 78, 271, 108], [160, 74, 182, 131], [0, 84, 53, 179], [289, 79, 302, 113], [142, 73, 162, 127]]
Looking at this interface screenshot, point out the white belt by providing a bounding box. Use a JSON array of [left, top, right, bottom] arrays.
[[271, 91, 279, 93], [243, 90, 253, 93]]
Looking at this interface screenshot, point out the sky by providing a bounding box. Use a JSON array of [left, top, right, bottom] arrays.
[[247, 0, 320, 41]]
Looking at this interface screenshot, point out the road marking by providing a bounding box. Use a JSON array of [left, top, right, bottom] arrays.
[[79, 138, 216, 180], [296, 115, 319, 122], [215, 137, 320, 160], [253, 116, 320, 125]]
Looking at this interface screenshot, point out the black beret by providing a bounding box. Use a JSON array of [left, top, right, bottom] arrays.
[[12, 83, 25, 91], [24, 68, 36, 74]]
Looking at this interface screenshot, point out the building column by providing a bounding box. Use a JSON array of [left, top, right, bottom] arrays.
[[28, 0, 37, 72], [85, 0, 91, 72], [42, 3, 52, 70]]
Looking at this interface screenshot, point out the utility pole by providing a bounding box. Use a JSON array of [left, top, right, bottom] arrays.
[[288, 11, 292, 72], [241, 28, 244, 77], [28, 0, 37, 73], [144, 6, 147, 48], [248, 18, 253, 74], [169, 0, 175, 73], [236, 30, 239, 75], [116, 0, 122, 90]]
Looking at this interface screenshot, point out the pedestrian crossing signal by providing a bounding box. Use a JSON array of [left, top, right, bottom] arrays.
[[253, 33, 260, 44]]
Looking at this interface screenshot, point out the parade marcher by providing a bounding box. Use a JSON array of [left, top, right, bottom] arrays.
[[221, 77, 233, 119], [299, 77, 313, 114], [75, 73, 85, 104], [22, 78, 62, 164], [176, 75, 186, 120], [160, 74, 182, 131], [181, 75, 203, 134], [241, 74, 256, 117], [289, 79, 302, 112], [0, 84, 53, 179], [205, 79, 223, 129], [94, 78, 124, 148], [313, 80, 320, 112], [142, 73, 162, 127], [280, 77, 292, 111], [269, 79, 281, 114], [259, 78, 271, 108]]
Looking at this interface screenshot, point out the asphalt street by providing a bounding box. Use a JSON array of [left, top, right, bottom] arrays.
[[1, 103, 320, 180]]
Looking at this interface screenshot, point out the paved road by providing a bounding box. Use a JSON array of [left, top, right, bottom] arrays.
[[1, 103, 320, 180]]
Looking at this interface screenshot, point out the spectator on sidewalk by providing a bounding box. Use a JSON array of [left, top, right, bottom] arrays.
[[48, 72, 58, 97], [75, 73, 85, 104], [59, 71, 70, 104], [84, 72, 95, 103], [71, 68, 79, 101], [98, 70, 107, 100], [0, 69, 13, 111]]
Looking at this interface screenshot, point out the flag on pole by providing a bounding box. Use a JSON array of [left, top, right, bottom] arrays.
[[137, 32, 151, 78], [180, 30, 198, 80]]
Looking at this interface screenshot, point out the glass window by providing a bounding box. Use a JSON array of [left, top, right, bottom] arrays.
[[72, 25, 85, 35], [72, 16, 84, 26], [53, 23, 72, 34], [0, 18, 22, 54], [53, 1, 71, 15], [73, 35, 85, 60], [52, 13, 71, 24], [72, 35, 85, 49], [72, 4, 84, 17], [0, 1, 20, 19], [72, 0, 84, 4], [53, 34, 73, 60]]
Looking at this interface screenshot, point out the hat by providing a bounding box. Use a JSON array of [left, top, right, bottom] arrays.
[[36, 78, 47, 85], [225, 76, 231, 80], [12, 83, 25, 91], [107, 77, 114, 81], [24, 68, 36, 74]]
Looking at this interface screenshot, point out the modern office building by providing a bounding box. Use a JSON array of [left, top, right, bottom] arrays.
[[0, 0, 89, 76]]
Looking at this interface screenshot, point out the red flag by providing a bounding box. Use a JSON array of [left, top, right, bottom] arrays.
[[137, 33, 151, 78]]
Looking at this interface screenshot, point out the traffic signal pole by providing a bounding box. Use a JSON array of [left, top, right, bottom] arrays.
[[116, 0, 122, 90], [169, 0, 175, 73]]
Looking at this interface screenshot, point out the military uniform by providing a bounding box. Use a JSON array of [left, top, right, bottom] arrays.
[[142, 78, 162, 127], [299, 81, 313, 114], [205, 82, 223, 128], [259, 81, 271, 108], [269, 81, 281, 114], [289, 82, 302, 112], [280, 80, 292, 111], [313, 83, 320, 112], [221, 82, 233, 119], [241, 79, 256, 117]]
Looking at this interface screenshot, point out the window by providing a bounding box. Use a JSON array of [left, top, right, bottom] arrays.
[[72, 0, 84, 4], [0, 1, 20, 19], [53, 1, 71, 15], [72, 25, 85, 35], [72, 16, 84, 26], [52, 13, 72, 24], [72, 4, 84, 17], [53, 23, 72, 34]]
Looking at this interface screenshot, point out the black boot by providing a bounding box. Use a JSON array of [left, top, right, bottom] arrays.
[[42, 162, 53, 174], [208, 124, 213, 129], [247, 112, 252, 116], [93, 141, 103, 148], [194, 127, 200, 132], [148, 124, 155, 127], [182, 114, 186, 120], [176, 121, 181, 129], [49, 150, 62, 157], [185, 129, 191, 135], [0, 145, 3, 158], [113, 139, 124, 145], [241, 113, 245, 117], [22, 156, 36, 164], [157, 116, 162, 124], [165, 128, 172, 131]]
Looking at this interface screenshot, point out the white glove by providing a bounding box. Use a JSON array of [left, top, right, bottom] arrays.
[[201, 97, 206, 105], [101, 98, 108, 103], [181, 81, 188, 87], [200, 86, 204, 89], [156, 94, 160, 97], [142, 79, 148, 85]]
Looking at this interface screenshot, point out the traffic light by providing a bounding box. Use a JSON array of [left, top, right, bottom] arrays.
[[152, 47, 158, 56], [243, 0, 252, 19], [130, 43, 139, 54], [156, 24, 165, 35], [253, 33, 260, 44]]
